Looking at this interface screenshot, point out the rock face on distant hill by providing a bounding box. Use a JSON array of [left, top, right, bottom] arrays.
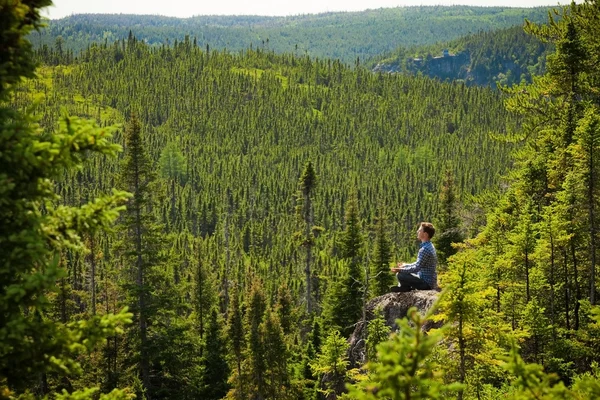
[[348, 290, 441, 366]]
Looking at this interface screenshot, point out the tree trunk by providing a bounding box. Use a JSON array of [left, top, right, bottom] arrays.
[[133, 154, 150, 398], [588, 142, 597, 304]]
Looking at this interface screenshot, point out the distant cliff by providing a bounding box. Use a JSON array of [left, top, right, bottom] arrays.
[[372, 25, 552, 87]]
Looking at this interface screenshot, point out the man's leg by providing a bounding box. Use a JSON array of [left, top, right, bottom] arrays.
[[396, 271, 431, 291]]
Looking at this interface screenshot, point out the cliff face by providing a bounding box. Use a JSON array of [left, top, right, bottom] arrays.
[[347, 290, 441, 366], [374, 52, 471, 83]]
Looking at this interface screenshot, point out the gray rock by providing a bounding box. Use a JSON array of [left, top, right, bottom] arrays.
[[348, 290, 441, 366]]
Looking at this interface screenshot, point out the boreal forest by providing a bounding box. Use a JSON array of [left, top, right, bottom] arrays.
[[2, 1, 600, 400]]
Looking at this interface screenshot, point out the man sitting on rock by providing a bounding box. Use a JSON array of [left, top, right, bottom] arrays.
[[390, 222, 437, 292]]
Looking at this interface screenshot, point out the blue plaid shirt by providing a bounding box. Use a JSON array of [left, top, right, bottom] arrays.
[[402, 241, 438, 289]]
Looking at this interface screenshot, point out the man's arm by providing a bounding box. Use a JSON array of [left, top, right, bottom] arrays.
[[401, 260, 419, 273]]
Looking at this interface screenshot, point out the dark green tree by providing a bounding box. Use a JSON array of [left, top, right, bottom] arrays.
[[199, 309, 230, 400], [434, 169, 464, 266], [326, 192, 364, 337], [226, 285, 245, 400], [295, 160, 319, 315], [371, 207, 394, 297]]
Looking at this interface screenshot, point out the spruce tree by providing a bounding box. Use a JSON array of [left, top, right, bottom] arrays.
[[199, 309, 230, 400], [117, 114, 155, 396], [371, 207, 394, 297], [434, 169, 464, 266], [243, 278, 267, 399], [226, 285, 245, 400], [326, 192, 364, 337], [295, 160, 319, 315]]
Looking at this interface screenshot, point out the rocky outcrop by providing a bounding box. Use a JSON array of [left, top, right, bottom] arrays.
[[347, 290, 441, 366]]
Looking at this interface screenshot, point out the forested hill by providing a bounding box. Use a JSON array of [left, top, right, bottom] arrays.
[[32, 6, 553, 64], [23, 40, 517, 279], [372, 25, 553, 87]]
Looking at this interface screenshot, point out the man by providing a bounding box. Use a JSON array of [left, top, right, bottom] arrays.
[[390, 222, 437, 292]]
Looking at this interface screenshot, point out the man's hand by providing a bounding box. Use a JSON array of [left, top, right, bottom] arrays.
[[391, 263, 404, 273]]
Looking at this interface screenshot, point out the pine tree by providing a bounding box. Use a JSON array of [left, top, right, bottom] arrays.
[[199, 308, 230, 400], [193, 238, 217, 339], [243, 278, 268, 399], [345, 308, 461, 400], [434, 169, 464, 266], [310, 329, 350, 399], [326, 192, 364, 337], [295, 160, 319, 315], [117, 114, 192, 398], [226, 285, 245, 400], [261, 308, 293, 399], [371, 207, 394, 297]]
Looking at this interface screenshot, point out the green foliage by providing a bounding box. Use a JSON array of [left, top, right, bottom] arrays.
[[371, 207, 394, 297], [324, 193, 365, 337], [365, 308, 390, 363], [1, 1, 131, 397], [499, 340, 570, 399], [434, 169, 464, 266], [345, 307, 461, 399], [310, 329, 351, 398], [159, 141, 187, 184], [199, 309, 230, 400]]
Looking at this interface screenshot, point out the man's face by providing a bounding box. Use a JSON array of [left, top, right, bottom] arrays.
[[417, 226, 428, 241]]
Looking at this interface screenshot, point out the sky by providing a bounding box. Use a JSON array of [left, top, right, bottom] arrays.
[[44, 0, 571, 20]]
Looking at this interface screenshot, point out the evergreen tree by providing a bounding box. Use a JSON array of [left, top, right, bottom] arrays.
[[117, 114, 155, 396], [242, 278, 268, 399], [295, 160, 319, 315], [261, 308, 293, 399], [310, 329, 351, 399], [434, 169, 464, 266], [193, 238, 217, 339], [345, 308, 461, 400], [365, 308, 391, 363], [326, 192, 364, 337], [199, 308, 230, 400], [226, 285, 245, 400], [371, 207, 394, 297]]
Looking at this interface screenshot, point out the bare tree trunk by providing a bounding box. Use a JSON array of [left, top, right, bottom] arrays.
[[304, 192, 313, 315], [564, 251, 570, 331], [588, 144, 597, 304], [90, 235, 96, 316], [549, 229, 556, 341], [223, 213, 230, 313]]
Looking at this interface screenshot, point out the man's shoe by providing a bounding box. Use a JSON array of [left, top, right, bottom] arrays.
[[390, 285, 412, 293]]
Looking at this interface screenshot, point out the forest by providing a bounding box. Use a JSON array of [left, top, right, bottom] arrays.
[[29, 6, 554, 65], [2, 1, 600, 400]]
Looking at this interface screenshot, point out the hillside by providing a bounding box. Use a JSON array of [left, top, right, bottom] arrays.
[[32, 6, 553, 64], [372, 25, 553, 86], [25, 41, 517, 265]]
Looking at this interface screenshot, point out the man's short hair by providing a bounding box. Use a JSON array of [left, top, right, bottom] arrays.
[[420, 222, 435, 239]]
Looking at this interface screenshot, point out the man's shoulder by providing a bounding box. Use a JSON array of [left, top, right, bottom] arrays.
[[423, 241, 436, 253]]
